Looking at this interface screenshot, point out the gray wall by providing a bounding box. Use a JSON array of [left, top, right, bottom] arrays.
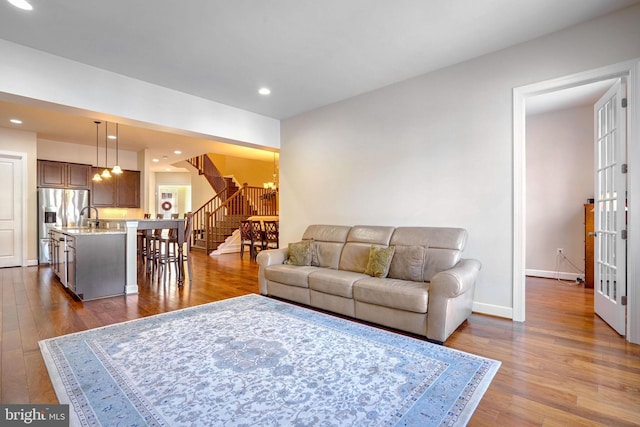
[[279, 5, 640, 316], [526, 105, 594, 278]]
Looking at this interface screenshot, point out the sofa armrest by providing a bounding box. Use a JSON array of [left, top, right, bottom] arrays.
[[427, 258, 481, 343], [429, 258, 481, 298], [257, 248, 288, 267], [256, 248, 288, 295]]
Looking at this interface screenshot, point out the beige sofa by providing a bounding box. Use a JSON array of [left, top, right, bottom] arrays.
[[256, 225, 481, 343]]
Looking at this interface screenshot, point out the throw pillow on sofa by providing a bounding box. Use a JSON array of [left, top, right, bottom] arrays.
[[285, 240, 313, 266], [388, 245, 427, 282], [364, 245, 396, 278]]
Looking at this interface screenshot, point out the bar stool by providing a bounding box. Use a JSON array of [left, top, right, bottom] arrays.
[[157, 213, 193, 285], [146, 214, 165, 278]]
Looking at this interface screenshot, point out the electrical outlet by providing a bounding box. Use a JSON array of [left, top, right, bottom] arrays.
[[556, 248, 564, 255]]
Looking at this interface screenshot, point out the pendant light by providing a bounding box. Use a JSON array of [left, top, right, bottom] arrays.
[[111, 122, 123, 174], [92, 121, 102, 182], [101, 121, 112, 179]]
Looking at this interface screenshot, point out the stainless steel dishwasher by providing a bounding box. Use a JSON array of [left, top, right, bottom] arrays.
[[50, 230, 67, 287], [65, 235, 76, 295]]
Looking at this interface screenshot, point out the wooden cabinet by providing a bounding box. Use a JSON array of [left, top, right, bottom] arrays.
[[91, 168, 116, 207], [91, 168, 140, 208], [116, 170, 140, 207], [67, 163, 92, 188], [584, 203, 594, 288], [38, 160, 91, 189]]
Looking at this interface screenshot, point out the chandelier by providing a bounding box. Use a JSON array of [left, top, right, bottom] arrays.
[[263, 152, 278, 193]]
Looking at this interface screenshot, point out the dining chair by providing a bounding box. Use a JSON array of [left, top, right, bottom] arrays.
[[239, 220, 253, 259], [263, 220, 279, 250], [250, 221, 264, 261]]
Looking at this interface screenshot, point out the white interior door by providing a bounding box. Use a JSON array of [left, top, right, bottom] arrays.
[[0, 154, 23, 268], [593, 79, 627, 336]]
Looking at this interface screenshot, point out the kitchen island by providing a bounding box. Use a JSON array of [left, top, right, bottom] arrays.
[[50, 227, 126, 300], [99, 218, 187, 295], [54, 218, 188, 297]]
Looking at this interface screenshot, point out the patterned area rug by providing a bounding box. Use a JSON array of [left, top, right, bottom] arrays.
[[40, 294, 500, 426]]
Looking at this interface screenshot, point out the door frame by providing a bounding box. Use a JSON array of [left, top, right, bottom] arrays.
[[0, 149, 27, 267], [513, 58, 640, 344]]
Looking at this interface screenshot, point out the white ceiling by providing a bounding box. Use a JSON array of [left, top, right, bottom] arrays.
[[0, 0, 638, 169]]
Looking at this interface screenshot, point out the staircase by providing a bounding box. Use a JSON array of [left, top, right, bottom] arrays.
[[187, 155, 277, 253]]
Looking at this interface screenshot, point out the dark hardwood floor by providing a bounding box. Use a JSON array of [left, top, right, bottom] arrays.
[[1, 254, 639, 425]]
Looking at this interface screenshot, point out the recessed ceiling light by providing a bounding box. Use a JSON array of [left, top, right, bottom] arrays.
[[10, 118, 23, 124], [8, 0, 33, 11], [174, 150, 182, 155], [108, 134, 117, 140], [152, 158, 160, 163], [258, 87, 271, 96]]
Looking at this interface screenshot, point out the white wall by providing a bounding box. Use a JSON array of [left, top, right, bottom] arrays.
[[37, 139, 138, 171], [526, 105, 594, 278], [0, 39, 280, 150], [188, 167, 217, 213], [280, 5, 640, 317], [155, 172, 191, 186]]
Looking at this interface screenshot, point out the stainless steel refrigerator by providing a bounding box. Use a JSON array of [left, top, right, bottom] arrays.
[[38, 188, 90, 264]]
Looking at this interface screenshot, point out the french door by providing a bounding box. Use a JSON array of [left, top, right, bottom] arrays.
[[593, 78, 627, 336]]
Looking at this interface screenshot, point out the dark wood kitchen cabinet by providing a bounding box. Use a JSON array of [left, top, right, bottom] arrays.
[[116, 170, 141, 208], [38, 160, 91, 189], [91, 168, 140, 208], [91, 168, 116, 206]]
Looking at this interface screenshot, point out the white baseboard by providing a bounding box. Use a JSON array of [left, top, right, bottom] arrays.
[[472, 301, 513, 319], [526, 269, 582, 281]]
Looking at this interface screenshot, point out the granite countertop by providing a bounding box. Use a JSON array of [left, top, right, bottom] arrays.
[[52, 227, 127, 236]]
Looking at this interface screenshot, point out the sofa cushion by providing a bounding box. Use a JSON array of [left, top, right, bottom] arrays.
[[301, 225, 351, 269], [364, 245, 395, 278], [285, 240, 313, 266], [388, 245, 427, 282], [338, 242, 372, 273], [302, 224, 351, 243], [264, 264, 320, 288], [353, 277, 429, 313], [309, 269, 369, 298], [390, 227, 466, 249], [391, 227, 467, 281], [311, 241, 344, 269], [339, 226, 395, 273]]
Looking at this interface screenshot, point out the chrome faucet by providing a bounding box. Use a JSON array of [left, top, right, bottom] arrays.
[[80, 206, 99, 227]]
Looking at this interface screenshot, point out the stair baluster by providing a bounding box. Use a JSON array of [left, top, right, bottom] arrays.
[[187, 155, 277, 254]]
